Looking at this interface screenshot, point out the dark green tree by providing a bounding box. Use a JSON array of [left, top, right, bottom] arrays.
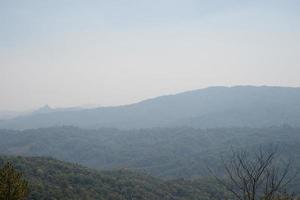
[[0, 162, 28, 200]]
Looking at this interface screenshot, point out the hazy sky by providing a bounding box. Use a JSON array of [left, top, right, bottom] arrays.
[[1, 0, 300, 110]]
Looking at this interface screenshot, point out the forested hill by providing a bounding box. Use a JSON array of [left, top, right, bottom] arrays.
[[1, 86, 300, 130], [1, 126, 300, 178], [0, 156, 224, 200]]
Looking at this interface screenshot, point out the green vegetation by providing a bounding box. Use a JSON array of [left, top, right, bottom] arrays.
[[1, 125, 299, 199], [0, 156, 226, 200], [1, 126, 299, 179], [0, 162, 28, 200]]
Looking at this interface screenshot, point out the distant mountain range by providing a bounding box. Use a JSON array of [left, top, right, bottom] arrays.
[[1, 86, 300, 129], [0, 109, 34, 120], [0, 104, 93, 121]]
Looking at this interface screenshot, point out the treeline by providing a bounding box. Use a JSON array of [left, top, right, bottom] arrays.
[[0, 147, 298, 200], [0, 126, 299, 178], [0, 156, 226, 200]]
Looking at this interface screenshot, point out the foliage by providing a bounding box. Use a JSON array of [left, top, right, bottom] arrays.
[[1, 126, 300, 198], [0, 161, 28, 200], [0, 156, 225, 200], [1, 126, 300, 179]]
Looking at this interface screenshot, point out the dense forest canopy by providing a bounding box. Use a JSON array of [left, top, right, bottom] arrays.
[[0, 126, 299, 179], [0, 156, 226, 200]]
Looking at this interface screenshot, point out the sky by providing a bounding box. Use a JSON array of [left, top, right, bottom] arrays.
[[0, 0, 300, 111]]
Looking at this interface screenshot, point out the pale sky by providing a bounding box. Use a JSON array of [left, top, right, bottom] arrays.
[[0, 0, 300, 110]]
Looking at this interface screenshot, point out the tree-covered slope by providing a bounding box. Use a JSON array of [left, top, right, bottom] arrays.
[[1, 86, 300, 129], [0, 156, 224, 200], [1, 126, 300, 179]]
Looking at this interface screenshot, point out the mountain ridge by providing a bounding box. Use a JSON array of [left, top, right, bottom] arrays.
[[1, 86, 300, 129], [0, 155, 224, 200], [1, 126, 300, 179]]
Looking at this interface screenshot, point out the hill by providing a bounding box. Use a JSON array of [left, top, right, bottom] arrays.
[[0, 155, 224, 200], [1, 86, 300, 129], [1, 126, 300, 179]]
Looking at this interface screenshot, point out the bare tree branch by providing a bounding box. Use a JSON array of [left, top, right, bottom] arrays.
[[209, 146, 298, 200]]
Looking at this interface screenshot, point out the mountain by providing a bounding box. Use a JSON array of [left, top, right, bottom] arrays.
[[1, 126, 300, 179], [0, 105, 85, 121], [32, 104, 85, 114], [32, 105, 54, 114], [1, 86, 300, 130], [0, 110, 30, 120], [0, 86, 300, 129], [0, 155, 224, 200]]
